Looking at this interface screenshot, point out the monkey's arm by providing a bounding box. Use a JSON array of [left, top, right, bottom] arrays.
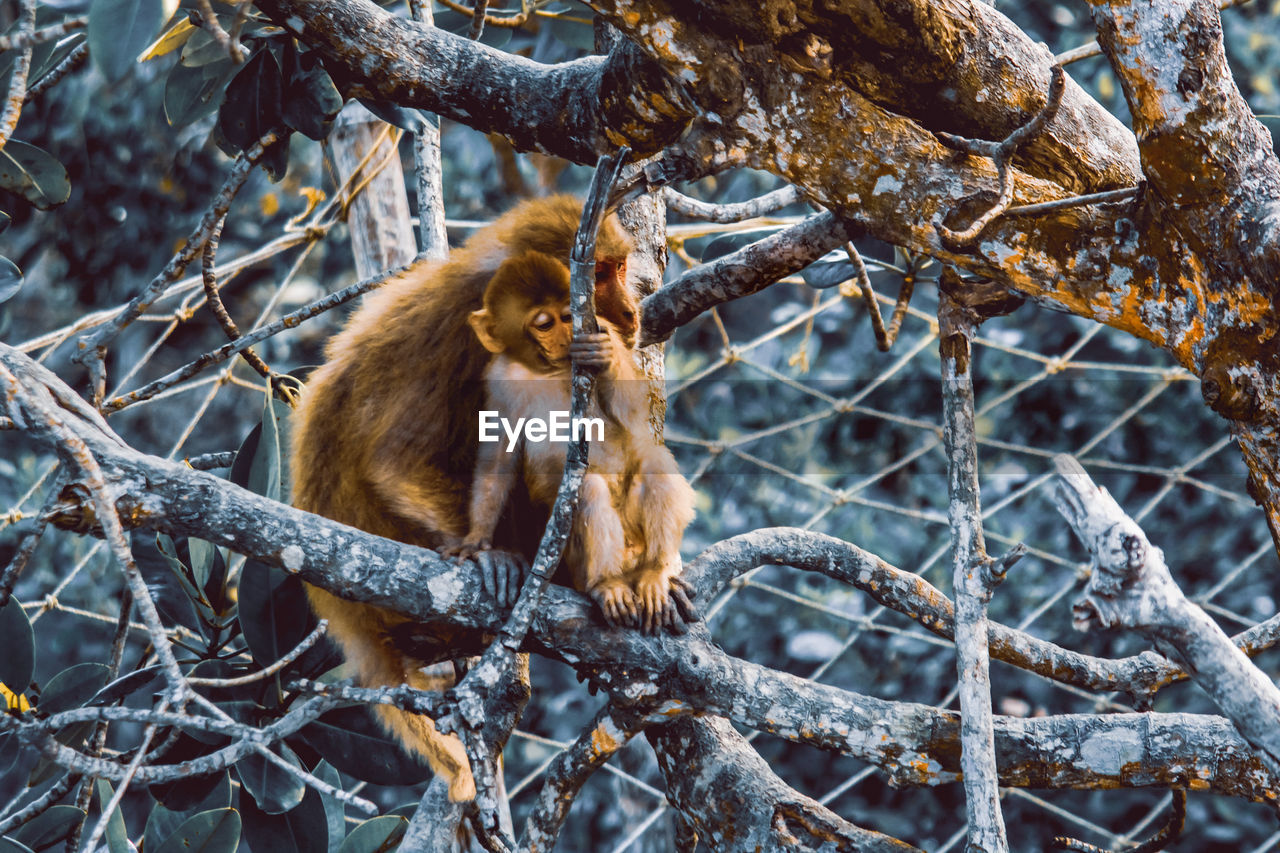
[[446, 437, 527, 606]]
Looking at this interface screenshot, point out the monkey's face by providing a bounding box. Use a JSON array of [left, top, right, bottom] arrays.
[[524, 301, 574, 371], [594, 257, 637, 347]]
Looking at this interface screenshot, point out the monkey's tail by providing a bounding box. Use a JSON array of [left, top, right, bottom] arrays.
[[306, 586, 476, 803]]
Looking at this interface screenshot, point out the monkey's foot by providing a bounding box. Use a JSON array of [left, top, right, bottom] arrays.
[[474, 548, 528, 608], [633, 572, 701, 635], [441, 542, 527, 607], [593, 582, 640, 627], [440, 539, 491, 561]]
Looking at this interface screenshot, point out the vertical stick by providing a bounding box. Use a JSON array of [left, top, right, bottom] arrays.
[[408, 0, 449, 262], [324, 103, 417, 277], [938, 277, 1007, 853]]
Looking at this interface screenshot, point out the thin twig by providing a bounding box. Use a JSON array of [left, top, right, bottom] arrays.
[[65, 589, 132, 853], [288, 677, 448, 716], [73, 131, 280, 403], [519, 705, 641, 852], [189, 620, 327, 687], [103, 263, 405, 412], [0, 477, 64, 608], [23, 42, 88, 105], [0, 17, 86, 52], [1052, 788, 1186, 852], [1004, 186, 1140, 217], [202, 213, 273, 378], [0, 0, 37, 149], [938, 275, 1008, 852], [0, 772, 81, 837], [843, 243, 915, 352], [935, 65, 1066, 246], [81, 699, 168, 852], [663, 185, 801, 223], [194, 0, 248, 62], [436, 0, 530, 28], [468, 0, 490, 39]]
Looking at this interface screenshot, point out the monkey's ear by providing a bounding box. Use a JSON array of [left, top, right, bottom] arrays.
[[469, 309, 505, 354]]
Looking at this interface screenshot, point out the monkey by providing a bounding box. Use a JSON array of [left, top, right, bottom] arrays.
[[289, 196, 683, 803], [452, 250, 697, 632]]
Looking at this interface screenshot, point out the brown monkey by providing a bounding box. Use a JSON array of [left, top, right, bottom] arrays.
[[455, 251, 697, 631], [290, 197, 645, 803]]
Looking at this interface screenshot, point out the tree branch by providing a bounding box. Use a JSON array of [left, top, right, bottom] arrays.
[[253, 0, 692, 162], [1053, 454, 1280, 775]]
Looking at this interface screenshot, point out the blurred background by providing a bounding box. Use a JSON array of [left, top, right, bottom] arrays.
[[3, 0, 1280, 849]]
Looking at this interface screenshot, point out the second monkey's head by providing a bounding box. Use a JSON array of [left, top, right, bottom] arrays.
[[469, 250, 576, 371]]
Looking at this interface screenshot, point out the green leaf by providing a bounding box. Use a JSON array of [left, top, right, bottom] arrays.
[[88, 664, 164, 708], [10, 805, 85, 851], [164, 57, 236, 129], [0, 255, 22, 304], [355, 98, 425, 133], [95, 781, 131, 853], [236, 559, 316, 672], [248, 392, 291, 502], [315, 760, 346, 853], [336, 816, 407, 853], [0, 210, 10, 235], [282, 62, 342, 141], [153, 808, 241, 853], [188, 537, 216, 592], [236, 744, 306, 814], [180, 26, 234, 67], [0, 838, 36, 853], [0, 597, 35, 696], [302, 705, 432, 787], [142, 772, 231, 852], [239, 765, 329, 853], [154, 533, 216, 636], [30, 32, 86, 81], [148, 740, 230, 811], [218, 47, 283, 153], [0, 140, 71, 210], [87, 0, 169, 82], [40, 663, 112, 713]]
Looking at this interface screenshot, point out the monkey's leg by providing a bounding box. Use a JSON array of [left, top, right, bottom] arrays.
[[306, 585, 476, 802], [573, 472, 637, 626], [628, 451, 699, 632]]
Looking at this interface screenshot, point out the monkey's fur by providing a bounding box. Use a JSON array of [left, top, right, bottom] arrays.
[[290, 197, 641, 803], [459, 250, 697, 632]]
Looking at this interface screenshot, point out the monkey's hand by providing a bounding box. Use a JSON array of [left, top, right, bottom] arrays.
[[441, 541, 528, 608], [633, 572, 701, 635], [592, 581, 640, 628], [570, 332, 613, 372]]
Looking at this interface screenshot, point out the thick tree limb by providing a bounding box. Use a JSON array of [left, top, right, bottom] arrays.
[[9, 344, 1280, 805], [638, 211, 853, 346], [253, 0, 692, 162]]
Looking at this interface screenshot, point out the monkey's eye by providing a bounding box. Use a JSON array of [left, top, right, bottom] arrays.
[[532, 312, 555, 332], [560, 312, 572, 324]]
